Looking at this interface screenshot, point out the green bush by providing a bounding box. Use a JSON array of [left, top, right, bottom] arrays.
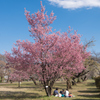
[[94, 76, 100, 89]]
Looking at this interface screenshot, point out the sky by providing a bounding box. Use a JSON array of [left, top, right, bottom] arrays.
[[0, 0, 100, 54]]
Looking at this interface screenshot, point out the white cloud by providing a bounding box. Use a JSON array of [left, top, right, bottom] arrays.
[[48, 0, 100, 10]]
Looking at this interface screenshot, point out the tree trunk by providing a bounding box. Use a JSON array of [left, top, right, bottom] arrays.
[[44, 79, 55, 96], [45, 86, 52, 96], [10, 80, 12, 83], [72, 78, 76, 85], [30, 77, 37, 85], [1, 76, 3, 83], [66, 78, 72, 90], [77, 77, 81, 83], [83, 75, 87, 81], [18, 81, 21, 88], [81, 76, 84, 81], [6, 75, 9, 83]]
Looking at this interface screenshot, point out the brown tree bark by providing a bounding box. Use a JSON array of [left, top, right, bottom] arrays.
[[45, 86, 52, 96], [66, 78, 72, 90], [44, 79, 56, 96], [30, 77, 37, 85], [77, 77, 81, 83], [72, 78, 76, 85], [1, 76, 3, 83], [18, 81, 21, 88]]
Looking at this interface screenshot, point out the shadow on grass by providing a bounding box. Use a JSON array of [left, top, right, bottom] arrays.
[[77, 94, 100, 98], [77, 87, 100, 99], [78, 90, 100, 93], [0, 91, 46, 99]]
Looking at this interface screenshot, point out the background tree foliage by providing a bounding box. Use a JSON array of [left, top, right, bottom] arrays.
[[0, 54, 6, 82]]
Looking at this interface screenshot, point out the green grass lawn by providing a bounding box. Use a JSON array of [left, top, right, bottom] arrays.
[[0, 80, 100, 100]]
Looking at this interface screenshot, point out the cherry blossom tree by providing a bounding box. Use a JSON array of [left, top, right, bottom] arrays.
[[9, 70, 29, 87], [5, 1, 90, 96]]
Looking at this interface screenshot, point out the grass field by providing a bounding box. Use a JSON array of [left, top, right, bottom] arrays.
[[0, 80, 100, 100]]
